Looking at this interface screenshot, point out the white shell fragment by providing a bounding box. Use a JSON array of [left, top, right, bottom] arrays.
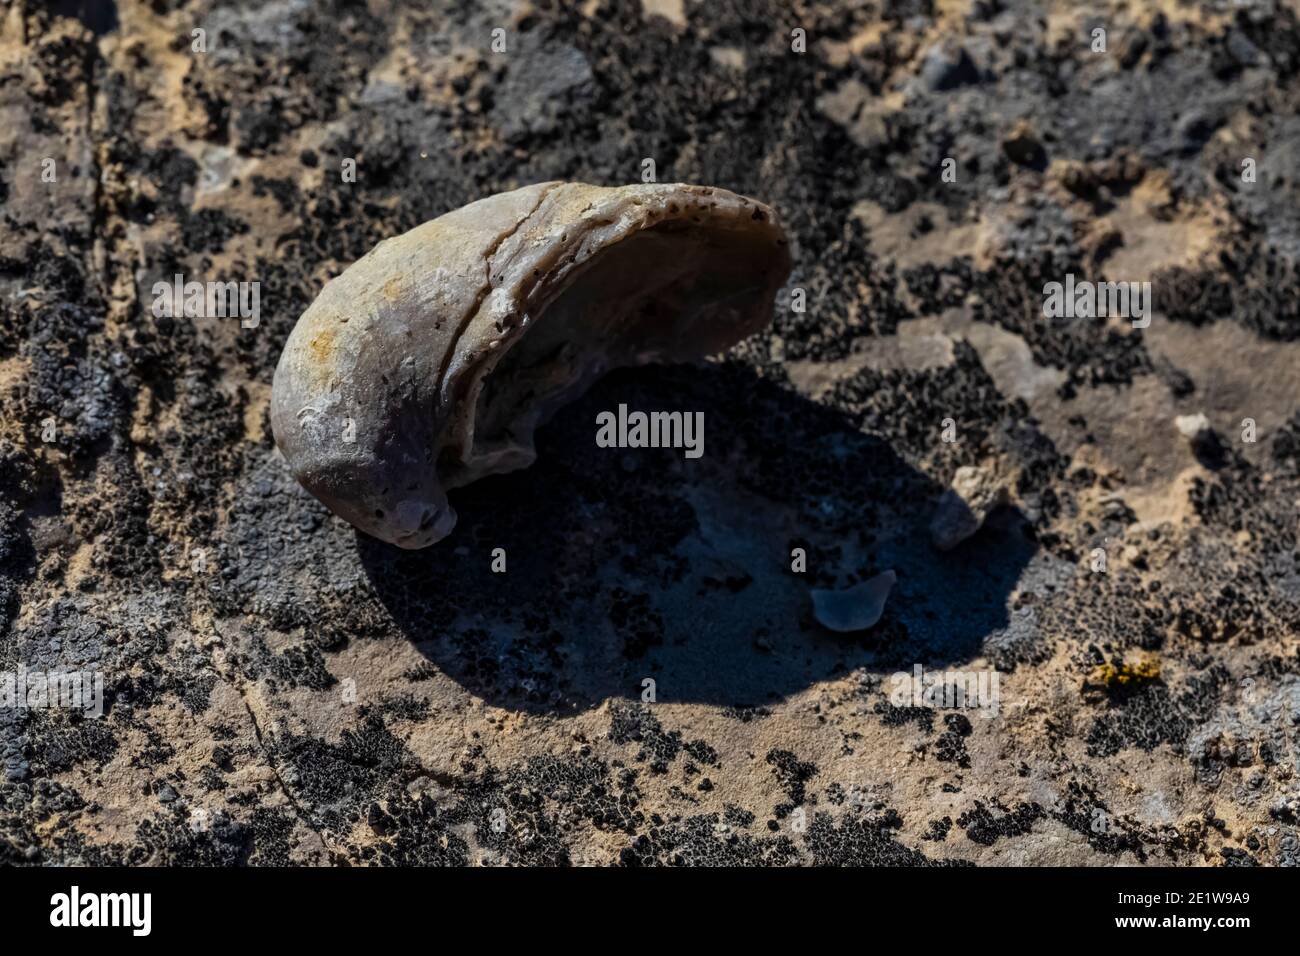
[[1174, 412, 1212, 440], [811, 570, 897, 632]]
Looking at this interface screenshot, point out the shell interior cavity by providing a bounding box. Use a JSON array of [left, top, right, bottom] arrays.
[[270, 181, 793, 548]]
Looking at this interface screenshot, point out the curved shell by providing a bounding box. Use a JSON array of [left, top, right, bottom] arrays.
[[271, 181, 792, 548]]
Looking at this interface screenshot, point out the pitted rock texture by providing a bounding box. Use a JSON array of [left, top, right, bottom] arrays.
[[0, 0, 1298, 866]]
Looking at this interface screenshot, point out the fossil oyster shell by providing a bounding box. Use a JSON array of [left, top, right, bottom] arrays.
[[271, 181, 792, 548]]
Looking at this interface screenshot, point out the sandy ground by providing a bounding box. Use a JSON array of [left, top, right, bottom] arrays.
[[1, 0, 1298, 865]]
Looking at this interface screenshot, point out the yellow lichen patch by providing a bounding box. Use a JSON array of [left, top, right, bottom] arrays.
[[309, 327, 336, 365], [0, 354, 30, 409], [242, 380, 271, 443], [1092, 657, 1161, 690], [382, 275, 404, 301], [129, 384, 156, 446]]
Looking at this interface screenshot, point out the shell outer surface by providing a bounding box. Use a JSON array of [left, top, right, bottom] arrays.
[[271, 181, 792, 548]]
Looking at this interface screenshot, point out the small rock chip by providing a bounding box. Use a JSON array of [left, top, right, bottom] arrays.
[[811, 570, 897, 633], [930, 463, 1009, 551], [1174, 412, 1212, 439], [918, 42, 981, 92], [1175, 413, 1226, 468], [1002, 120, 1046, 169]]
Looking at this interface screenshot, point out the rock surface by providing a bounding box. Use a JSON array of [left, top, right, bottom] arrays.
[[1, 0, 1299, 866]]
